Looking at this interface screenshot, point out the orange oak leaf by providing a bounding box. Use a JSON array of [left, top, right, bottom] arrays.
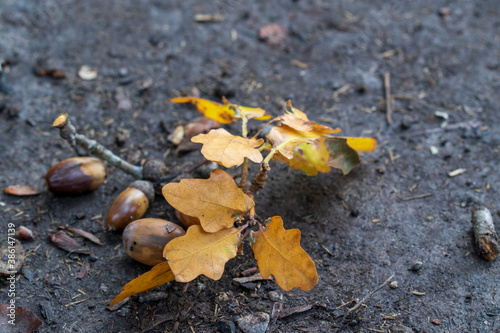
[[281, 100, 341, 137], [109, 261, 174, 306], [163, 225, 241, 282], [252, 216, 318, 291], [191, 128, 264, 167], [170, 97, 234, 124], [162, 169, 254, 233]]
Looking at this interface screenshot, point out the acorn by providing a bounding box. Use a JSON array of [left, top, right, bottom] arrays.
[[107, 180, 154, 230], [122, 218, 185, 266], [175, 210, 201, 229], [45, 157, 107, 194]]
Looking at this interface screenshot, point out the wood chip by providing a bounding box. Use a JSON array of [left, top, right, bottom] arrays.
[[4, 185, 42, 196], [68, 227, 103, 245], [472, 207, 499, 261], [448, 168, 466, 177], [78, 65, 98, 80], [193, 14, 223, 22]]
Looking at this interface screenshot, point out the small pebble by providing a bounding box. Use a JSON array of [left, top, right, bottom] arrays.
[[376, 167, 385, 175], [216, 320, 236, 333], [390, 281, 398, 289], [432, 319, 441, 325], [410, 260, 423, 271], [118, 67, 129, 77], [237, 312, 270, 333], [89, 254, 98, 262], [258, 24, 287, 46], [268, 291, 281, 302]]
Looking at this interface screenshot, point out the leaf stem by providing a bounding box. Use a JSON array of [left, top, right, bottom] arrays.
[[52, 113, 143, 179]]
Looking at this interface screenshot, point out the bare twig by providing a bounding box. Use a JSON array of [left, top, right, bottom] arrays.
[[402, 193, 433, 201], [248, 163, 270, 193], [346, 274, 394, 315], [239, 158, 250, 191], [52, 113, 143, 179], [384, 72, 392, 125], [472, 207, 499, 261]]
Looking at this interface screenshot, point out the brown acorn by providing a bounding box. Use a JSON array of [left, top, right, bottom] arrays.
[[122, 218, 185, 266], [175, 209, 201, 229], [45, 157, 107, 194], [107, 180, 154, 230]]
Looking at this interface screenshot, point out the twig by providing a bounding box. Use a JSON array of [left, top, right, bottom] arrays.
[[384, 72, 392, 125], [346, 274, 394, 315], [53, 113, 143, 179], [472, 207, 499, 261], [402, 120, 481, 137], [248, 163, 270, 193], [402, 193, 433, 201], [239, 158, 250, 191]]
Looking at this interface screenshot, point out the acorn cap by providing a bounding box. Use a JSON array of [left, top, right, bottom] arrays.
[[142, 159, 169, 181], [129, 180, 155, 202]]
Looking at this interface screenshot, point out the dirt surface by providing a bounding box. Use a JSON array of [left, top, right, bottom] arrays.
[[1, 1, 500, 332]]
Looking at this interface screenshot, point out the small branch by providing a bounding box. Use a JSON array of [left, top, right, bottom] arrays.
[[346, 274, 394, 315], [239, 158, 250, 191], [402, 193, 433, 201], [384, 72, 392, 125], [52, 113, 143, 179], [472, 207, 499, 261], [248, 163, 270, 193]]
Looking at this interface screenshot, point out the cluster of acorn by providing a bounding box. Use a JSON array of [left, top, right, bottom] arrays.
[[45, 156, 199, 266]]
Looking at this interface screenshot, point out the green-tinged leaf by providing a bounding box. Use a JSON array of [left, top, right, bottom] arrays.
[[324, 137, 361, 175]]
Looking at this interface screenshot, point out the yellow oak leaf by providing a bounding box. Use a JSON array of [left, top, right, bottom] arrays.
[[346, 137, 377, 152], [266, 125, 316, 160], [163, 225, 241, 282], [170, 97, 234, 124], [287, 139, 331, 176], [191, 128, 264, 167], [109, 261, 174, 306], [171, 96, 270, 123], [222, 96, 271, 121], [162, 169, 254, 233], [252, 216, 318, 291]]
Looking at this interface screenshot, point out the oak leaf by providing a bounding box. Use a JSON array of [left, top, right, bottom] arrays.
[[162, 169, 254, 233], [266, 101, 341, 160], [191, 128, 264, 167], [171, 97, 234, 124], [163, 225, 241, 282], [109, 261, 174, 306], [252, 216, 318, 291], [170, 96, 270, 123], [221, 97, 271, 121], [325, 137, 377, 175], [287, 139, 331, 176]]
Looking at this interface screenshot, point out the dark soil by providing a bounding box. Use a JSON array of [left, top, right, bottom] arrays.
[[1, 1, 500, 332]]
